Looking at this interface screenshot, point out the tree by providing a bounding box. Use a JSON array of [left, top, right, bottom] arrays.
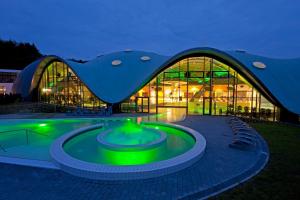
[[0, 39, 43, 70]]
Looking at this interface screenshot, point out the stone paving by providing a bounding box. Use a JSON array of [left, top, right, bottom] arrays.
[[0, 116, 268, 200]]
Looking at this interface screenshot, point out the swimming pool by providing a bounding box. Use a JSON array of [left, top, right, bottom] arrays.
[[0, 118, 103, 160], [63, 121, 196, 165], [51, 120, 205, 180], [0, 116, 206, 180]]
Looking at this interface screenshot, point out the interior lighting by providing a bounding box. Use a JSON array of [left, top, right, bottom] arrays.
[[42, 88, 51, 93]]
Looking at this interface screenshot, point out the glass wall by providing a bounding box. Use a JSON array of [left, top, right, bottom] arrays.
[[38, 61, 106, 109], [121, 56, 278, 121]]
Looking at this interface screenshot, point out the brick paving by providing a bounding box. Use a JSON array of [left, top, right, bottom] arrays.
[[0, 116, 267, 200]]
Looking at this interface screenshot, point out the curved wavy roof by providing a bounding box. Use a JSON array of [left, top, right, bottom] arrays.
[[13, 48, 300, 115], [66, 51, 169, 103]]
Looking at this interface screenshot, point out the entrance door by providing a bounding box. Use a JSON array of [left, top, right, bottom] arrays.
[[136, 97, 149, 113], [203, 97, 211, 115]]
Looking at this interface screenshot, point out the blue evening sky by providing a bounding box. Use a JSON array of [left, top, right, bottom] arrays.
[[1, 0, 299, 60]]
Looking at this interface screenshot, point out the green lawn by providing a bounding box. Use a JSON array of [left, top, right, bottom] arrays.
[[213, 122, 300, 200]]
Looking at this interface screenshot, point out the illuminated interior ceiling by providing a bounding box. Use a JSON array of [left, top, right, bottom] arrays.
[[13, 47, 300, 115]]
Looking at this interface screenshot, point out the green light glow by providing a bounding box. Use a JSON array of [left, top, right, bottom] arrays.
[[103, 125, 161, 145], [0, 118, 105, 160], [214, 71, 228, 77], [99, 146, 162, 165], [64, 123, 195, 166], [0, 118, 196, 166], [204, 77, 210, 82]]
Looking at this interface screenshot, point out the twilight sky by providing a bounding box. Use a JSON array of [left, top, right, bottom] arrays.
[[1, 0, 300, 60]]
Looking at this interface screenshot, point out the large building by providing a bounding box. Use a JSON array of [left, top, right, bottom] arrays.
[[12, 47, 300, 122], [0, 69, 21, 94]]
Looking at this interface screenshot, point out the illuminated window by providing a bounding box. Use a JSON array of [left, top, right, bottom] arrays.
[[38, 61, 106, 110]]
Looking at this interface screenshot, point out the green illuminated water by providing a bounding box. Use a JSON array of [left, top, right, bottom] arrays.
[[64, 121, 195, 165], [102, 122, 161, 145], [0, 115, 189, 164], [0, 118, 104, 160]]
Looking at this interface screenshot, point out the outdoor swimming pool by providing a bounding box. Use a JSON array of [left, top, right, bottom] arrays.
[[0, 115, 206, 180], [63, 121, 195, 165], [0, 118, 102, 160], [0, 115, 270, 198]]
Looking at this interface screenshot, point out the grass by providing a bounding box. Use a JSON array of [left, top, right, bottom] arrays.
[[212, 122, 300, 200]]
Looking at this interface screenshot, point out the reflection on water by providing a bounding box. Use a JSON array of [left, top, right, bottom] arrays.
[[158, 107, 186, 122], [138, 107, 186, 123]]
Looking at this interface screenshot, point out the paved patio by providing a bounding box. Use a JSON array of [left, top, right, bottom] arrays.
[[0, 116, 268, 200]]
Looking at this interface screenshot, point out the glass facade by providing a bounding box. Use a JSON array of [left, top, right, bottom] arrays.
[[38, 61, 106, 109], [37, 58, 278, 121], [121, 56, 278, 121]]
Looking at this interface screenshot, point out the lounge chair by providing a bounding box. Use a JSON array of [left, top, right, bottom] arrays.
[[233, 127, 252, 132], [229, 136, 256, 150], [236, 131, 257, 138], [230, 128, 256, 146]]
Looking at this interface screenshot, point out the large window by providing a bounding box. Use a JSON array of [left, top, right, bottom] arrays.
[[38, 61, 106, 109], [122, 56, 278, 121], [0, 72, 18, 83]]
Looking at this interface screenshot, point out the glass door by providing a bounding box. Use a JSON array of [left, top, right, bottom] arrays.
[[203, 97, 211, 115], [142, 97, 149, 113], [136, 97, 149, 113]]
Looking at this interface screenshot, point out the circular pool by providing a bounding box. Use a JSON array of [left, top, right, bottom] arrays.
[[50, 120, 206, 180]]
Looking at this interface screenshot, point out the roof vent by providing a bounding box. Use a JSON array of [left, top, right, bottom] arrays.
[[112, 60, 122, 66], [235, 49, 247, 53], [124, 49, 132, 52], [252, 61, 266, 69], [140, 56, 151, 61]]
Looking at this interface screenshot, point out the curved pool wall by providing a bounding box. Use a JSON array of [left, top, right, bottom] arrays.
[[50, 122, 206, 180], [64, 122, 196, 165]]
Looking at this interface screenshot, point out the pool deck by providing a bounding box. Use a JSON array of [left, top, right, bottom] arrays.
[[0, 115, 268, 200]]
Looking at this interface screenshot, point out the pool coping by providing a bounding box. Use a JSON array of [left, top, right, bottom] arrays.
[[50, 122, 206, 180], [0, 155, 59, 169]]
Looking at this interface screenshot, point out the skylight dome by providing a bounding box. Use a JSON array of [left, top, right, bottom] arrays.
[[112, 60, 122, 66], [140, 56, 151, 61], [124, 49, 132, 52], [252, 61, 266, 69]]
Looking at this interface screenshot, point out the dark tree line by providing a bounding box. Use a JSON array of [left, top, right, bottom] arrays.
[[0, 39, 42, 70]]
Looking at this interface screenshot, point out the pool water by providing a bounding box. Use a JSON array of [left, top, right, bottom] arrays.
[[64, 121, 195, 165], [101, 123, 162, 146], [0, 118, 107, 160], [0, 114, 189, 164]]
